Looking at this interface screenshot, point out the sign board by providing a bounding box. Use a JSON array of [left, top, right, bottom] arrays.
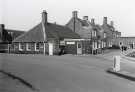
[[66, 42, 75, 45]]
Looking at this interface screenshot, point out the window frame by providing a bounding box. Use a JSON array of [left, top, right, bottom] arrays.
[[19, 43, 24, 51], [35, 42, 40, 51], [26, 43, 31, 51], [103, 32, 106, 38]]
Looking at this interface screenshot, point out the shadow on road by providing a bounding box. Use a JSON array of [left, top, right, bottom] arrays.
[[0, 70, 39, 92], [106, 68, 135, 82]]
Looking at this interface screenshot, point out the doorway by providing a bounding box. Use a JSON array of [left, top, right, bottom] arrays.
[[49, 43, 53, 55], [77, 42, 82, 54]]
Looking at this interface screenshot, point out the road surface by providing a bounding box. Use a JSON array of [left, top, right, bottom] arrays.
[[0, 53, 135, 92]]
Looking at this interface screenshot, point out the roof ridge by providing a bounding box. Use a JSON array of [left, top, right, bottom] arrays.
[[6, 29, 25, 32]]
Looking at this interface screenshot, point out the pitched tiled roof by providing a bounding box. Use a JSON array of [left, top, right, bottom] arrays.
[[78, 18, 90, 26], [6, 29, 25, 40], [13, 22, 80, 42], [46, 23, 80, 39], [101, 24, 115, 32]]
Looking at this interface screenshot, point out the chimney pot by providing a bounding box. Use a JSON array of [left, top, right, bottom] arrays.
[[83, 16, 88, 20], [0, 24, 5, 41], [42, 10, 48, 24], [0, 24, 5, 29], [103, 17, 107, 25], [110, 21, 114, 26], [91, 18, 95, 25]]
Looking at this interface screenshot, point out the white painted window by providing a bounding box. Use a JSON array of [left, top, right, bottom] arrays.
[[95, 42, 97, 49], [103, 33, 106, 38], [103, 42, 106, 47], [94, 31, 97, 37], [26, 43, 31, 51], [109, 42, 112, 47], [92, 41, 95, 49], [35, 43, 40, 51], [98, 43, 101, 48], [92, 30, 97, 37], [19, 43, 24, 51], [92, 41, 98, 49], [19, 43, 22, 51], [101, 41, 104, 48]]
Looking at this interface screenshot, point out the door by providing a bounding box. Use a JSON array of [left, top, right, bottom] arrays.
[[49, 43, 53, 55], [77, 42, 82, 54]]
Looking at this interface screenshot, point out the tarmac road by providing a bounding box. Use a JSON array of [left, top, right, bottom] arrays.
[[1, 53, 135, 92]]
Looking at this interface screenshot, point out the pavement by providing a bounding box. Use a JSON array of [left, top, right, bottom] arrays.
[[95, 49, 135, 81], [1, 51, 135, 92]]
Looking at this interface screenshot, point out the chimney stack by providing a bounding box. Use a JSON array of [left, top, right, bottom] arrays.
[[110, 21, 114, 27], [0, 24, 5, 33], [0, 24, 5, 29], [103, 17, 107, 25], [91, 18, 95, 25], [42, 10, 48, 25], [83, 16, 88, 20], [72, 11, 78, 18], [0, 24, 5, 41]]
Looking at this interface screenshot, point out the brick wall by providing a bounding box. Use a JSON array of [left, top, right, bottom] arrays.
[[12, 42, 45, 54], [64, 41, 77, 54], [64, 40, 92, 54], [112, 37, 135, 49], [82, 40, 92, 54], [11, 39, 60, 55]]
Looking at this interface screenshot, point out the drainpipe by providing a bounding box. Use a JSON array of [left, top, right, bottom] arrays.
[[73, 17, 76, 32], [72, 11, 78, 32], [42, 10, 48, 55]]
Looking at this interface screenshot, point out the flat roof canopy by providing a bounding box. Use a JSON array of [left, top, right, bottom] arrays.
[[64, 39, 91, 41]]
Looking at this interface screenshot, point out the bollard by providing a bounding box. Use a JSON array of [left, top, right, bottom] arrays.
[[113, 56, 121, 72]]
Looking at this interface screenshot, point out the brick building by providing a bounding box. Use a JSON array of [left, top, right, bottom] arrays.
[[0, 24, 24, 52], [12, 10, 80, 55], [112, 37, 135, 49], [6, 10, 121, 55], [66, 11, 121, 54], [66, 11, 102, 54], [101, 17, 121, 48]]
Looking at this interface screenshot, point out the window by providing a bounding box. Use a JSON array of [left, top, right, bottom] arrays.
[[109, 42, 112, 47], [19, 43, 24, 51], [26, 43, 31, 51], [35, 43, 40, 51], [119, 42, 123, 47], [92, 30, 97, 37], [103, 42, 106, 47], [101, 41, 104, 48], [78, 43, 81, 48], [98, 43, 101, 48], [92, 41, 97, 49], [113, 34, 116, 38], [103, 33, 106, 38], [94, 31, 97, 37], [95, 42, 97, 49]]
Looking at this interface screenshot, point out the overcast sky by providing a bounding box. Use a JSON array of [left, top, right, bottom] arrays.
[[1, 0, 135, 36]]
